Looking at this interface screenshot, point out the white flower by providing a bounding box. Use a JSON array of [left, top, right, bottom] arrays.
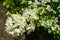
[[5, 8, 39, 36], [6, 14, 26, 36], [23, 8, 39, 20]]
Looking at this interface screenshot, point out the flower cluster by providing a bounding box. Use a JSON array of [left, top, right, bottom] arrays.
[[39, 17, 59, 33], [6, 14, 26, 36], [23, 8, 39, 34], [5, 8, 39, 36]]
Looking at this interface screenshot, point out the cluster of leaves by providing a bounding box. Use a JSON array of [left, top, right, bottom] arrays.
[[3, 0, 28, 14], [3, 0, 60, 40]]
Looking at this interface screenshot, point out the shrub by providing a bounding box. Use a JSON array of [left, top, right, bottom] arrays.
[[3, 0, 60, 40]]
